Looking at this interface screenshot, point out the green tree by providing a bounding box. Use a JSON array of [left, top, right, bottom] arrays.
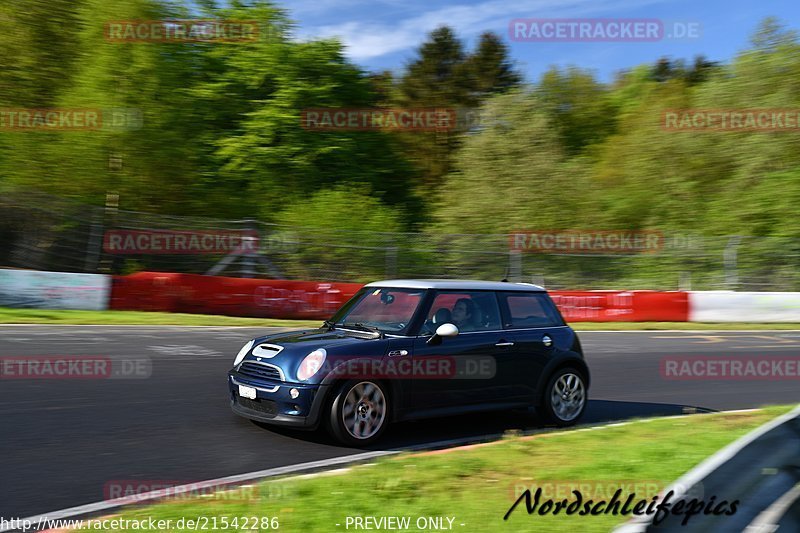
[[537, 67, 618, 155], [395, 26, 522, 198], [196, 16, 417, 219], [0, 0, 82, 107], [463, 32, 522, 98], [0, 0, 84, 193], [398, 27, 470, 107], [691, 17, 800, 236], [3, 0, 418, 221], [432, 90, 597, 234], [276, 185, 404, 280], [27, 0, 198, 210]]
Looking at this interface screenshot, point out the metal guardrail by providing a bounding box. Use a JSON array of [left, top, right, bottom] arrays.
[[615, 404, 800, 532]]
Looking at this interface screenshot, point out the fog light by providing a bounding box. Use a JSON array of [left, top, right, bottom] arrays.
[[290, 388, 299, 399]]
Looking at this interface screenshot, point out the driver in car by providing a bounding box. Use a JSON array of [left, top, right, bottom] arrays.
[[451, 298, 479, 332]]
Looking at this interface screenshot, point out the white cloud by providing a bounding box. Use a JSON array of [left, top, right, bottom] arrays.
[[297, 0, 666, 60], [288, 0, 409, 17]]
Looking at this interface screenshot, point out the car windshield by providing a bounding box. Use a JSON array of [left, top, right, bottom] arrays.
[[332, 287, 425, 333]]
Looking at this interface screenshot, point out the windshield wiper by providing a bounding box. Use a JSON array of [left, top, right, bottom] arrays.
[[341, 322, 384, 338], [322, 320, 335, 331]]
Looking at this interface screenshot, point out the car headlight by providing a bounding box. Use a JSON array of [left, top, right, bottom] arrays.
[[233, 340, 255, 366], [297, 349, 327, 381]]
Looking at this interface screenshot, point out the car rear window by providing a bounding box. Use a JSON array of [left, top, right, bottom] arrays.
[[499, 292, 564, 328]]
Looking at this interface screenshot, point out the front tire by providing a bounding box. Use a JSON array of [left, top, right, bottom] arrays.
[[327, 380, 389, 446], [540, 368, 587, 426]]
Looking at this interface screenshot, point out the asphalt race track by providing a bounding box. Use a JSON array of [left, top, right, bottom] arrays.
[[2, 326, 800, 519]]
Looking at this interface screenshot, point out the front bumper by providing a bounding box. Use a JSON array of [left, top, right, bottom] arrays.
[[228, 372, 328, 429]]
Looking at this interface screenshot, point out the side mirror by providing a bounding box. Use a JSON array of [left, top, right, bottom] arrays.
[[436, 323, 459, 337], [427, 323, 459, 345]]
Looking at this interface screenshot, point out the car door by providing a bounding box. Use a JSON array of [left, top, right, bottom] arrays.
[[497, 291, 570, 402], [410, 290, 513, 410]]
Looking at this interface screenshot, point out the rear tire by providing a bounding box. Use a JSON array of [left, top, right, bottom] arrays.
[[539, 367, 587, 427], [327, 380, 389, 446]]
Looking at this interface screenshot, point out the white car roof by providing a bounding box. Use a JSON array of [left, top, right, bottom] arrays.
[[364, 279, 546, 292]]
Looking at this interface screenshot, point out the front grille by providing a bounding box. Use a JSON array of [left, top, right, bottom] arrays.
[[237, 362, 282, 382], [237, 397, 277, 416]]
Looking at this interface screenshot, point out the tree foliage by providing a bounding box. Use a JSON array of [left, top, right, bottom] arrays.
[[0, 2, 798, 257], [435, 18, 800, 243]]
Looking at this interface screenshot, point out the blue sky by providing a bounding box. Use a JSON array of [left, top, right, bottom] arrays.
[[286, 0, 800, 83]]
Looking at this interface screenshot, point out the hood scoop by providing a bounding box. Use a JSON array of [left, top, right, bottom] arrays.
[[252, 343, 284, 358]]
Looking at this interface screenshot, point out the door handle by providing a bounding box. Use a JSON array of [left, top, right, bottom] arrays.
[[495, 341, 515, 347]]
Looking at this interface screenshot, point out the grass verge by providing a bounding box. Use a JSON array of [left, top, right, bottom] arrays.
[[0, 308, 318, 327], [75, 405, 793, 533], [2, 308, 800, 330]]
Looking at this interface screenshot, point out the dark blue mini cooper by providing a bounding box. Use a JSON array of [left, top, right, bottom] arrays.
[[228, 280, 589, 445]]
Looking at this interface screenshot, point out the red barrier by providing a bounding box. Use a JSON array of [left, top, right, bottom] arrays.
[[549, 291, 689, 322], [111, 272, 362, 319], [111, 273, 690, 322], [110, 272, 184, 312]]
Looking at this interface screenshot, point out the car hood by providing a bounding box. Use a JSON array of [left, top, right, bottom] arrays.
[[238, 328, 391, 384], [254, 328, 383, 350]]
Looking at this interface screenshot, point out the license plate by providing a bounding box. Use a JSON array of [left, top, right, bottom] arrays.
[[238, 384, 257, 399]]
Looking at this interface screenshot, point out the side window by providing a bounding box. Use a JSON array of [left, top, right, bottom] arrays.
[[499, 292, 563, 329], [423, 291, 502, 333]]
